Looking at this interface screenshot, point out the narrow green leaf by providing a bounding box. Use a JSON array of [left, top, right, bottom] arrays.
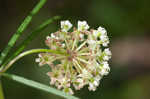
[[0, 80, 5, 99], [0, 0, 47, 65], [2, 73, 79, 99], [1, 16, 60, 69]]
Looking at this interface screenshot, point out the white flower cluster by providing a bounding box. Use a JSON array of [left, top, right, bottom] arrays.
[[93, 27, 109, 46], [36, 20, 111, 94]]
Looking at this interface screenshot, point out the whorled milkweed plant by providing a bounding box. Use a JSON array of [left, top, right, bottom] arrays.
[[0, 0, 111, 98], [35, 20, 112, 94]]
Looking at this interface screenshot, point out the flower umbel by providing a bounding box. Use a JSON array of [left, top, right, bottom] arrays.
[[36, 20, 112, 94]]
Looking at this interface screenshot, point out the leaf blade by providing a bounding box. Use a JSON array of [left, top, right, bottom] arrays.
[[0, 0, 47, 65], [1, 16, 60, 69], [2, 73, 79, 99]]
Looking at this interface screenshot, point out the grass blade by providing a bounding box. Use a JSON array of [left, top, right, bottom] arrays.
[[2, 73, 79, 99], [1, 16, 60, 69], [0, 0, 47, 65]]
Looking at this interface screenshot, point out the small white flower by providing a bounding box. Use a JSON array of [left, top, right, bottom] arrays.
[[95, 75, 101, 82], [61, 43, 65, 48], [78, 21, 89, 31], [100, 35, 109, 47], [55, 37, 59, 40], [61, 20, 72, 32], [103, 61, 109, 69], [88, 83, 96, 91], [88, 75, 101, 91], [46, 36, 51, 40], [93, 26, 107, 38], [38, 53, 42, 57], [103, 48, 111, 61], [51, 33, 56, 38], [35, 54, 44, 66], [100, 69, 108, 76], [87, 39, 97, 51], [100, 61, 110, 75], [35, 58, 41, 62], [98, 26, 107, 35], [100, 35, 106, 41], [103, 56, 109, 61], [93, 26, 109, 46], [93, 80, 99, 86], [102, 41, 109, 47], [104, 48, 112, 56]]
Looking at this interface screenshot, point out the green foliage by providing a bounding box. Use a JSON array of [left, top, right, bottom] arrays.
[[2, 73, 79, 99], [1, 16, 60, 70], [0, 0, 47, 65]]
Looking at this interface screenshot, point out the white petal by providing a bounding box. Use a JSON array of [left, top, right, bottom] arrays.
[[104, 48, 112, 56], [93, 81, 99, 86], [100, 68, 109, 75], [46, 36, 50, 40], [88, 83, 96, 91], [35, 58, 40, 62], [78, 20, 89, 31], [103, 56, 109, 61], [61, 43, 65, 48], [51, 33, 55, 38]]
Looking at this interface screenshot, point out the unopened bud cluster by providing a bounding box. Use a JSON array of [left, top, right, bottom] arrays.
[[36, 20, 111, 94]]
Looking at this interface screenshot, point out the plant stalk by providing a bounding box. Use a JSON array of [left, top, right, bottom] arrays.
[[0, 79, 4, 99], [0, 49, 67, 74]]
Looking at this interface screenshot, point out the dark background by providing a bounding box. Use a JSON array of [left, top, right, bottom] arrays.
[[0, 0, 150, 99]]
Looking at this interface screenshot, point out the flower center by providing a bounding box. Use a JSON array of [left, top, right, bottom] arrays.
[[67, 49, 77, 61]]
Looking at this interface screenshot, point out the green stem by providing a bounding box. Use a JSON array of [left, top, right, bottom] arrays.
[[0, 49, 67, 73], [0, 0, 47, 65], [0, 80, 4, 99]]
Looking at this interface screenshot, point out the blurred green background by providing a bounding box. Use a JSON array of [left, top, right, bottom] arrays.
[[0, 0, 150, 99]]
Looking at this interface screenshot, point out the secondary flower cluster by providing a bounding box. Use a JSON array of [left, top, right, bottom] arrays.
[[35, 20, 111, 94]]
